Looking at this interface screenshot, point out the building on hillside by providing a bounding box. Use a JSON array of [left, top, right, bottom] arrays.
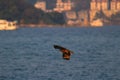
[[34, 1, 46, 11], [64, 11, 90, 26], [64, 11, 78, 25], [89, 10, 98, 21], [54, 0, 72, 13], [78, 11, 90, 26], [65, 11, 77, 19], [90, 19, 103, 27]]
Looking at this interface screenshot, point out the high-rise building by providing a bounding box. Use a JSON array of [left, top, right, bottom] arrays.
[[90, 0, 97, 10], [91, 0, 120, 11], [116, 0, 120, 10], [91, 0, 108, 10], [111, 0, 117, 10], [90, 0, 120, 22], [101, 0, 108, 10], [97, 0, 102, 10]]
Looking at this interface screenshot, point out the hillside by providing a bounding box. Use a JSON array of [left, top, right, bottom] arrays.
[[0, 0, 65, 25]]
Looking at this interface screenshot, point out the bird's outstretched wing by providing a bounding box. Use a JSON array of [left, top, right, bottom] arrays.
[[54, 45, 66, 50], [54, 45, 73, 53]]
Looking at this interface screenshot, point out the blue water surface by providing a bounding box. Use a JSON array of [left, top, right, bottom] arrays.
[[0, 26, 120, 80]]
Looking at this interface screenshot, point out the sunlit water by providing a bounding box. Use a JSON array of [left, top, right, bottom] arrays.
[[0, 26, 120, 80]]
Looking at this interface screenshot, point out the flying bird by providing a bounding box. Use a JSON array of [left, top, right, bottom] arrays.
[[53, 45, 74, 60]]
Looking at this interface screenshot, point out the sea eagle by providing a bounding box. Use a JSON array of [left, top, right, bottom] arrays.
[[53, 45, 73, 60]]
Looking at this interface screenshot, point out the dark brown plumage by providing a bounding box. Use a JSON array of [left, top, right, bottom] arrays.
[[54, 45, 73, 60]]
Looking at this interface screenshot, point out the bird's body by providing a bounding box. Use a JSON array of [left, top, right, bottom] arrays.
[[53, 45, 73, 60]]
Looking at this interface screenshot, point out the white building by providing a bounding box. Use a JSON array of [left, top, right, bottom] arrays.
[[54, 0, 72, 13], [0, 19, 17, 30], [34, 1, 46, 11]]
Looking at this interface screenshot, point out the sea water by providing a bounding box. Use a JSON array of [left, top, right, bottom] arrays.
[[0, 26, 120, 80]]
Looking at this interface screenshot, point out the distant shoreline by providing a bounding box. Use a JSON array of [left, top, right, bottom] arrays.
[[18, 24, 100, 28], [18, 23, 120, 28], [18, 24, 67, 28]]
